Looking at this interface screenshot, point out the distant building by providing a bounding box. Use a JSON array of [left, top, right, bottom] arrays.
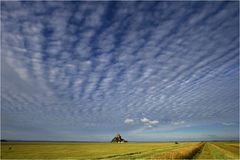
[[1, 139, 7, 142], [111, 133, 128, 143]]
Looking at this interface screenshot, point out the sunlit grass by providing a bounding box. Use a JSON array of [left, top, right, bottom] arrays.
[[152, 142, 205, 159], [1, 141, 239, 159], [196, 142, 239, 159]]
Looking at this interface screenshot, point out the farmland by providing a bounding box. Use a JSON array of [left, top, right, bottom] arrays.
[[1, 141, 239, 159]]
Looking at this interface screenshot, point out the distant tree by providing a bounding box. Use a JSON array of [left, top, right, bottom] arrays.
[[175, 141, 178, 144]]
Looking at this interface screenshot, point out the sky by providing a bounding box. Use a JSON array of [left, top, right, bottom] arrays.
[[1, 1, 239, 141]]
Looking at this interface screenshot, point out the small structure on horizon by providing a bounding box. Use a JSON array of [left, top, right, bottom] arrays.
[[111, 133, 128, 143]]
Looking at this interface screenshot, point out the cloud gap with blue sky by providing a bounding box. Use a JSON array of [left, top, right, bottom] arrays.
[[1, 1, 239, 141]]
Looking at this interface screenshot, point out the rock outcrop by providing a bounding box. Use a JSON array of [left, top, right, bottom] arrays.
[[111, 133, 128, 143]]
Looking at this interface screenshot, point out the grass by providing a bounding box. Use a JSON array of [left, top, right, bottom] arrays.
[[195, 142, 239, 159], [1, 141, 239, 159], [152, 142, 205, 159]]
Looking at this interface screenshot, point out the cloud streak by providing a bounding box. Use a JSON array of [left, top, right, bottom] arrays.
[[172, 121, 185, 126]]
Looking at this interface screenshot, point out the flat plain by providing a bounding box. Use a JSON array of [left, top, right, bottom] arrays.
[[1, 141, 239, 159]]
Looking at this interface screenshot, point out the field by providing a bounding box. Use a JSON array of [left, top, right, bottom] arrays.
[[1, 141, 239, 159]]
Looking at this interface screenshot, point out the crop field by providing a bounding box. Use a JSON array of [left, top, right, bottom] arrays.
[[1, 141, 239, 159]]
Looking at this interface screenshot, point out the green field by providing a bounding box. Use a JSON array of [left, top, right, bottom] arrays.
[[1, 141, 239, 159]]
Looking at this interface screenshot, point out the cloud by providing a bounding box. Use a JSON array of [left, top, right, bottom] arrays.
[[221, 122, 235, 126], [172, 121, 185, 126], [124, 118, 134, 124], [1, 1, 238, 141], [141, 118, 159, 127]]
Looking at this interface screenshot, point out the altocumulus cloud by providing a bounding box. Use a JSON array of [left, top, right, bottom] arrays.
[[141, 118, 159, 127], [221, 122, 235, 126], [124, 118, 134, 125], [172, 121, 185, 126], [1, 1, 239, 141]]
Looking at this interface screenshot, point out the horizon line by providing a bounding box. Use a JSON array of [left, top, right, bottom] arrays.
[[1, 139, 239, 143]]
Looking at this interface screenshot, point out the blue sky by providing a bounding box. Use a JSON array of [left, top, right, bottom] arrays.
[[1, 1, 239, 141]]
